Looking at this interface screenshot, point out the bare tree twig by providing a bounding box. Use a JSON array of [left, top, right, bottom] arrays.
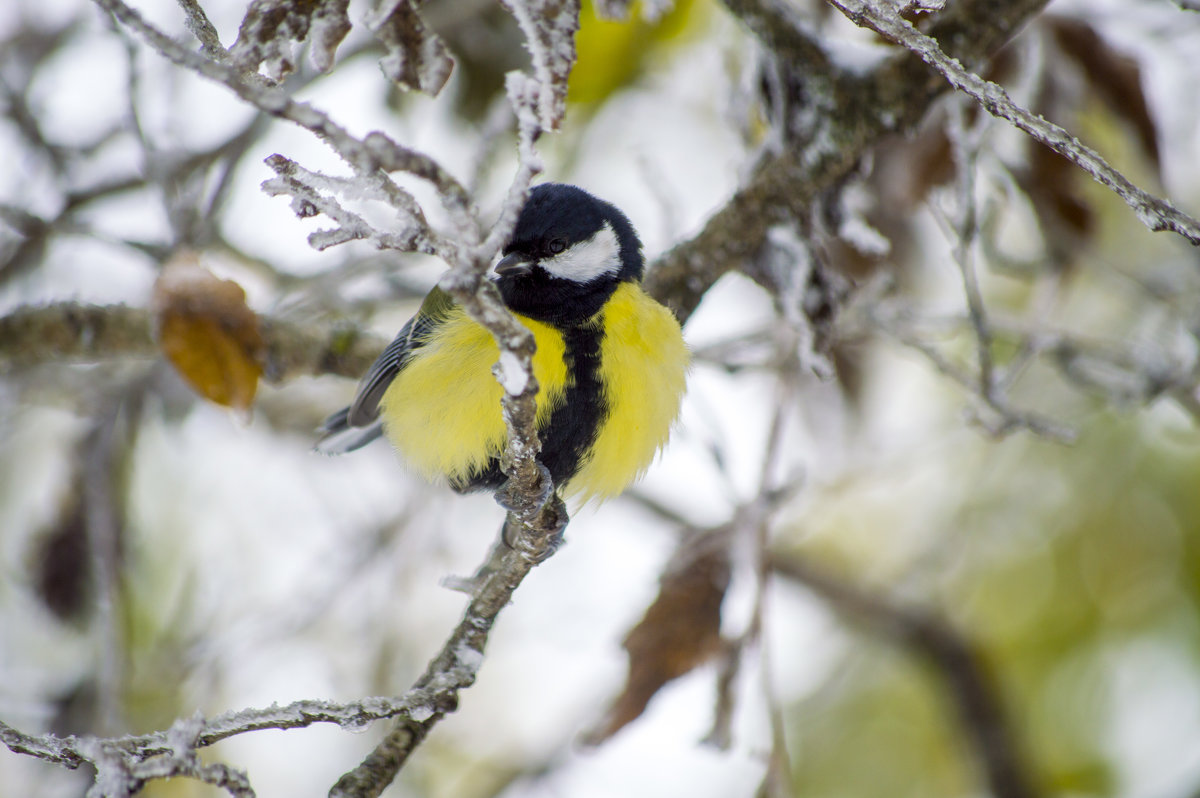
[[827, 0, 1200, 246], [90, 0, 477, 232], [174, 0, 227, 61], [945, 99, 996, 399], [748, 364, 801, 798], [868, 301, 1078, 440], [82, 405, 129, 738], [0, 690, 461, 786]]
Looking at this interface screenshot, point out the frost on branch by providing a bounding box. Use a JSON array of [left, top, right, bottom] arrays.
[[228, 0, 351, 79], [500, 0, 581, 131], [261, 154, 444, 256], [370, 0, 454, 96]]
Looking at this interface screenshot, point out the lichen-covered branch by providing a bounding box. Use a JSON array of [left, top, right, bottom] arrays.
[[0, 692, 454, 791], [0, 302, 388, 382]]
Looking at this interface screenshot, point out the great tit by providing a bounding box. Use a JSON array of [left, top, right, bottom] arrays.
[[317, 183, 689, 503]]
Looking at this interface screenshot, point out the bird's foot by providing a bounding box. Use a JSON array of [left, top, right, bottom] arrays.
[[493, 464, 567, 564], [493, 462, 555, 515], [500, 496, 567, 563]]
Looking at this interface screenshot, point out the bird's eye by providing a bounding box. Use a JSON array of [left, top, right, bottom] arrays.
[[547, 238, 567, 255]]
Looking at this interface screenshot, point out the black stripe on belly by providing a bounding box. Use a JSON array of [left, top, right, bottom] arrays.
[[451, 320, 608, 494]]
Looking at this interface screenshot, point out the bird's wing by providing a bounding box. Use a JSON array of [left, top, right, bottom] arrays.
[[314, 287, 455, 453], [348, 286, 455, 424]]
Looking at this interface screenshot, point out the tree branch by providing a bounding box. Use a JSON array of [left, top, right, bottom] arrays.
[[0, 302, 388, 382], [329, 46, 568, 798], [828, 0, 1200, 245], [646, 0, 1051, 322], [90, 0, 478, 232], [7, 0, 1052, 373], [0, 690, 457, 787]]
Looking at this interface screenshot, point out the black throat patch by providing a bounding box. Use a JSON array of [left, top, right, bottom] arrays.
[[496, 269, 618, 326]]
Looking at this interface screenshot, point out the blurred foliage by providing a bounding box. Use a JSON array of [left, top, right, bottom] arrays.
[[785, 410, 1200, 797], [788, 649, 977, 798], [426, 0, 708, 120], [568, 0, 707, 106]]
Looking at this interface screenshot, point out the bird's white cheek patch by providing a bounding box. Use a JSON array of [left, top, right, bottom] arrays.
[[541, 222, 621, 282]]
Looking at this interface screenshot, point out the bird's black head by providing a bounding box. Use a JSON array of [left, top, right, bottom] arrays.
[[493, 183, 643, 326]]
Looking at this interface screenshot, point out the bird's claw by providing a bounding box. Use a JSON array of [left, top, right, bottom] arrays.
[[488, 464, 568, 564], [493, 462, 555, 514], [500, 496, 567, 563]]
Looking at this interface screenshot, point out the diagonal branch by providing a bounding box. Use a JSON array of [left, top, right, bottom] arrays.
[[827, 0, 1200, 246], [328, 48, 569, 798]]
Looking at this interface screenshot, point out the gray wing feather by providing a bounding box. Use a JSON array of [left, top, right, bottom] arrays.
[[314, 297, 446, 454], [346, 315, 422, 426]]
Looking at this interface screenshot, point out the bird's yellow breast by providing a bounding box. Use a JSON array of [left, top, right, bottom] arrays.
[[377, 283, 688, 500], [378, 309, 567, 484], [572, 283, 689, 501]]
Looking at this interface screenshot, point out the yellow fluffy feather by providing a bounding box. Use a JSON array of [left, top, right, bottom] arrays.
[[377, 283, 687, 500]]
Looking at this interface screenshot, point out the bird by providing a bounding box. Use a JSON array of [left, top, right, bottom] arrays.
[[316, 182, 689, 506]]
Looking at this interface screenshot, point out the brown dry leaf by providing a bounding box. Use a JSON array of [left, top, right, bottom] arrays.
[[1028, 140, 1094, 239], [34, 466, 90, 622], [229, 0, 351, 80], [153, 254, 264, 412], [1050, 17, 1160, 171], [584, 539, 731, 745], [372, 0, 454, 96]]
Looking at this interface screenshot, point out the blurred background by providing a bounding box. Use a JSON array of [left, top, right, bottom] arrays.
[[4, 0, 1200, 796]]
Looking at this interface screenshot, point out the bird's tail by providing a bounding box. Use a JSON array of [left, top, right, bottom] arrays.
[[313, 407, 385, 454]]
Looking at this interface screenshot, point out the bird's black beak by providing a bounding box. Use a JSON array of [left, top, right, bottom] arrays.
[[494, 252, 533, 278]]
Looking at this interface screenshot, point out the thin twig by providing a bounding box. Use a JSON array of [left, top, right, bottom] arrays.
[[945, 99, 996, 400], [869, 302, 1077, 440], [175, 0, 228, 61], [0, 691, 457, 770], [90, 0, 477, 233], [749, 363, 800, 798]]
